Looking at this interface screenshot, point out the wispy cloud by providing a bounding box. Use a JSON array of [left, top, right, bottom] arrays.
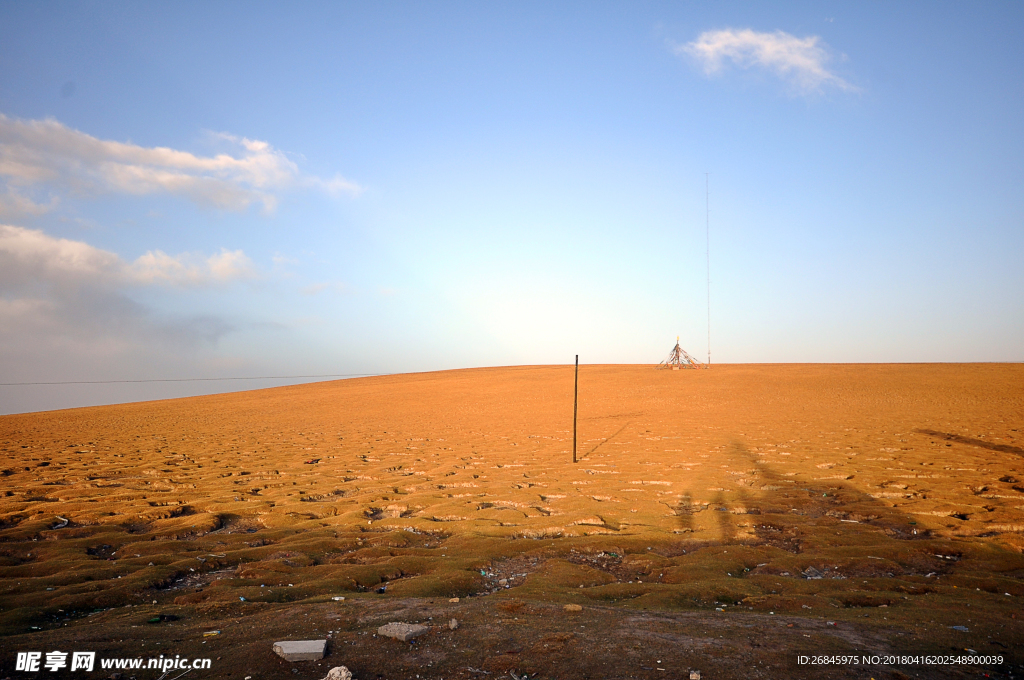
[[0, 224, 256, 288], [676, 28, 857, 94], [0, 187, 56, 220], [129, 248, 256, 286], [0, 115, 363, 213], [0, 225, 252, 382]]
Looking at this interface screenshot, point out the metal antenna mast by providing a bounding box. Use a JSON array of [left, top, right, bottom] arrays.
[[706, 172, 711, 367]]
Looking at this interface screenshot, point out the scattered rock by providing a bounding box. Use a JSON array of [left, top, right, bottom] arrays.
[[563, 604, 582, 612], [449, 618, 459, 630], [321, 667, 352, 680], [272, 639, 328, 661], [377, 622, 429, 642], [689, 672, 701, 680], [448, 597, 459, 603]]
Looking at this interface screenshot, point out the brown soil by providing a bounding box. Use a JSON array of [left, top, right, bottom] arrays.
[[1, 364, 1023, 679]]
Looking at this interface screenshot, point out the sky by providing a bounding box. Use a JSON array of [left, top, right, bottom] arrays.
[[1, 1, 1022, 414]]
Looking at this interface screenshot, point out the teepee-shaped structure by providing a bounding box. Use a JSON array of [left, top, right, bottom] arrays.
[[658, 336, 706, 370]]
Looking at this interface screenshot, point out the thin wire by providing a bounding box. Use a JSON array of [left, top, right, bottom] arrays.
[[0, 373, 384, 387], [706, 172, 711, 367]]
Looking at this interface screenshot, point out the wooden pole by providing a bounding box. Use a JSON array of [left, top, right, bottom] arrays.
[[573, 355, 578, 463]]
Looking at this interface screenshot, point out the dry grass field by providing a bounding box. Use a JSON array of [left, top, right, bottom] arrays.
[[1, 364, 1023, 679]]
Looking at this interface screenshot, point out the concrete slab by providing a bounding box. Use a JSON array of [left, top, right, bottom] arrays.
[[377, 622, 429, 642], [272, 639, 327, 661]]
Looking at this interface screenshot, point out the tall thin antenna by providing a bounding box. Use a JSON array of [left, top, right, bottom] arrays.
[[573, 355, 579, 463], [706, 172, 711, 367]]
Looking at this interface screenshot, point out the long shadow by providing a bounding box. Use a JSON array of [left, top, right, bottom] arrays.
[[672, 441, 946, 550], [579, 420, 633, 461], [914, 428, 1024, 456]]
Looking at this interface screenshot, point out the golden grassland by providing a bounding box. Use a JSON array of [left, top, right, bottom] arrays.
[[1, 364, 1022, 677]]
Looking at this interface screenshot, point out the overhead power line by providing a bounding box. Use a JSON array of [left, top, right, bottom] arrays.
[[0, 373, 383, 387]]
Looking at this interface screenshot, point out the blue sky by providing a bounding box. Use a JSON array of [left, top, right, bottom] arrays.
[[1, 1, 1022, 413]]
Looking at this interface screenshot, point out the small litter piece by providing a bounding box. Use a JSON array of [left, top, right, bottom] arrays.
[[689, 672, 701, 680], [203, 630, 221, 637], [272, 639, 327, 661], [563, 604, 582, 612], [449, 597, 460, 603], [304, 459, 321, 464], [377, 622, 429, 642], [449, 618, 459, 630], [320, 667, 352, 680], [332, 596, 346, 601], [951, 625, 969, 632], [802, 566, 824, 579]]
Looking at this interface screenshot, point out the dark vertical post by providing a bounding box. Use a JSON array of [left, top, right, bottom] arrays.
[[573, 355, 578, 463]]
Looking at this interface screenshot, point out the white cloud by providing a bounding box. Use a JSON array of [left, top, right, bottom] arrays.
[[129, 248, 256, 286], [0, 224, 255, 288], [677, 28, 856, 94], [0, 187, 55, 220], [0, 223, 121, 286], [0, 225, 248, 386], [0, 114, 363, 212]]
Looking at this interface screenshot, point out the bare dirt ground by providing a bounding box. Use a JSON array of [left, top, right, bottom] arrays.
[[1, 364, 1023, 680]]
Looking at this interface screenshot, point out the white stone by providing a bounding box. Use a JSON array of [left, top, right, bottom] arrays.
[[322, 667, 352, 680], [272, 639, 327, 661], [377, 622, 429, 642]]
